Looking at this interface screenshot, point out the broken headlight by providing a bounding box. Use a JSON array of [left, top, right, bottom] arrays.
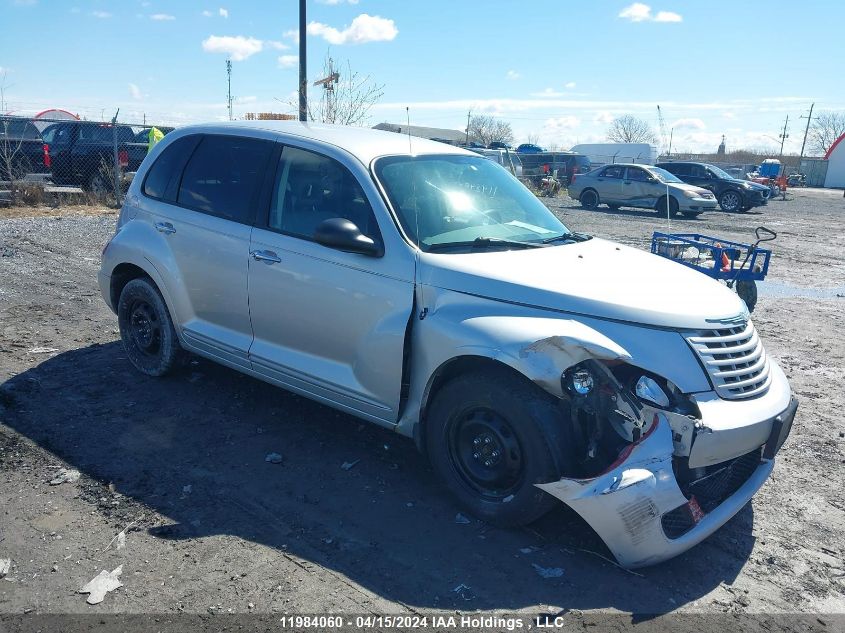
[[635, 375, 670, 408]]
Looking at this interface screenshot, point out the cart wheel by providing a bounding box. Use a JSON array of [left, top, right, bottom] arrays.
[[736, 280, 758, 312]]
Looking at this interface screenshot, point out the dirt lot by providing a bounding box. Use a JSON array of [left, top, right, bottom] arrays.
[[0, 189, 843, 625]]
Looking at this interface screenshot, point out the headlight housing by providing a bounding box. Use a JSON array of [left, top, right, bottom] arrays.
[[682, 190, 702, 198], [635, 375, 670, 408]]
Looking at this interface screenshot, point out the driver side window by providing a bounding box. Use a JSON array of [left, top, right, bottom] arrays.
[[269, 146, 380, 242]]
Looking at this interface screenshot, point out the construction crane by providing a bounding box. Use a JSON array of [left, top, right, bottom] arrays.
[[313, 62, 340, 123], [657, 105, 672, 158]]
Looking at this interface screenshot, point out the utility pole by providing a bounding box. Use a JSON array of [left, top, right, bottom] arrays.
[[298, 0, 307, 122], [226, 59, 233, 121], [465, 110, 471, 146], [778, 114, 789, 158], [799, 103, 815, 161]]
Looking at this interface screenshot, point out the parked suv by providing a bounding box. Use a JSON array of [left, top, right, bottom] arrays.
[[100, 122, 796, 568], [656, 161, 770, 212], [568, 163, 717, 218]]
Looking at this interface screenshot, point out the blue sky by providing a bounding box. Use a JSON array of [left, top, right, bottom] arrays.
[[2, 0, 843, 154]]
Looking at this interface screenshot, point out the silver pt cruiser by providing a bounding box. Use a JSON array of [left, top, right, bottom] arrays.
[[99, 122, 797, 568]]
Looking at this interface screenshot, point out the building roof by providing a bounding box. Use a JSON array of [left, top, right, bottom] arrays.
[[173, 120, 470, 165], [373, 122, 467, 144], [823, 132, 845, 160]]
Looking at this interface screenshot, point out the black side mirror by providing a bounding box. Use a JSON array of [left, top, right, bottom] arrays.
[[314, 218, 383, 257]]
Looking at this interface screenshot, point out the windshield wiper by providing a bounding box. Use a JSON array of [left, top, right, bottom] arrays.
[[541, 231, 592, 244], [427, 237, 544, 252]]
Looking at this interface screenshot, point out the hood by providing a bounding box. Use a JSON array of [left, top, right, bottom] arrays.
[[671, 182, 712, 196], [419, 238, 746, 330], [736, 179, 768, 192]]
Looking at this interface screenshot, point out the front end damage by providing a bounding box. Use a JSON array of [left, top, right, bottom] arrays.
[[536, 359, 798, 568]]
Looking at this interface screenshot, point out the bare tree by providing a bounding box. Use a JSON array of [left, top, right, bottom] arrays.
[[302, 53, 384, 126], [525, 133, 542, 147], [468, 115, 514, 147], [809, 111, 845, 156], [606, 115, 657, 144]]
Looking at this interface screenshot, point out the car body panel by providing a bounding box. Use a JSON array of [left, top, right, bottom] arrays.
[[99, 121, 795, 569], [656, 162, 769, 210]]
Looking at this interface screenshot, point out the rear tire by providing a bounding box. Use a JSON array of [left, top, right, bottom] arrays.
[[118, 277, 183, 377], [425, 370, 572, 527], [580, 189, 599, 210]]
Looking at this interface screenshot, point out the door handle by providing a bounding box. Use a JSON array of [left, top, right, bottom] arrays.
[[251, 250, 281, 264], [154, 221, 176, 234]]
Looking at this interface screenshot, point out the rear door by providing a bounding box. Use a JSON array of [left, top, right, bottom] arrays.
[[142, 133, 276, 369], [247, 143, 415, 424], [595, 165, 625, 202]]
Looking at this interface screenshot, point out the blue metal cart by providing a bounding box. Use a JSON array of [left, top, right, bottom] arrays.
[[651, 226, 777, 311]]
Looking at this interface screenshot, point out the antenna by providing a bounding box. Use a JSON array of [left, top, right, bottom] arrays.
[[405, 106, 413, 154], [226, 59, 233, 121]]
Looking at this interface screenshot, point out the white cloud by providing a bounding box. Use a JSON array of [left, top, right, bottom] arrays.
[[544, 116, 580, 130], [283, 28, 300, 43], [594, 111, 615, 124], [722, 111, 737, 119], [219, 7, 228, 18], [619, 3, 682, 23], [278, 55, 298, 69], [672, 117, 706, 130], [506, 70, 520, 80], [565, 81, 576, 89], [654, 10, 682, 22], [150, 14, 175, 21], [128, 83, 143, 100], [267, 40, 289, 50], [91, 10, 111, 18], [202, 10, 213, 17], [307, 14, 398, 45], [202, 35, 263, 61], [235, 95, 257, 104]]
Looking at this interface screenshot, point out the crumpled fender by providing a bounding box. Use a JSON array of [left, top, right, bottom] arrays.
[[397, 288, 710, 437]]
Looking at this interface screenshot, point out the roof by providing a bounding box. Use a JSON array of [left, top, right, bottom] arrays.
[[823, 132, 845, 160], [373, 122, 467, 143], [175, 120, 470, 165]]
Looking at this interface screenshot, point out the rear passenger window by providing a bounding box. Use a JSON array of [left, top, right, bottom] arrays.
[[142, 135, 201, 202], [268, 146, 380, 242], [178, 135, 274, 223], [666, 164, 689, 177], [602, 166, 624, 179]]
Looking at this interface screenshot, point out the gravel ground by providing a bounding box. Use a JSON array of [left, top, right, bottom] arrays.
[[0, 189, 843, 624]]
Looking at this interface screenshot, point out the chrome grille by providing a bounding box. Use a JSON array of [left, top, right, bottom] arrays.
[[686, 320, 771, 400]]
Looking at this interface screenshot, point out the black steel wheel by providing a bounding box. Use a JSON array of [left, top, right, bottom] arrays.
[[425, 368, 574, 527], [117, 277, 183, 376]]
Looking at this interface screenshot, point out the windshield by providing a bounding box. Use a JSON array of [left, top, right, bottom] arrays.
[[374, 154, 569, 251], [648, 166, 684, 184], [705, 164, 733, 180]]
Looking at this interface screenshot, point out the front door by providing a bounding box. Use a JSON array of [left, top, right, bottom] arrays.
[[622, 166, 656, 208], [248, 144, 415, 424]]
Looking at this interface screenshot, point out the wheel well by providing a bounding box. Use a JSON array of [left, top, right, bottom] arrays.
[[110, 263, 151, 309], [655, 194, 677, 209], [580, 187, 598, 199], [415, 355, 542, 454]]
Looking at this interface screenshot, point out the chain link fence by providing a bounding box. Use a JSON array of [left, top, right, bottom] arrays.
[[0, 115, 173, 208]]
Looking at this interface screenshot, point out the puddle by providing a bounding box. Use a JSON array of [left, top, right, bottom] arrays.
[[757, 280, 845, 299]]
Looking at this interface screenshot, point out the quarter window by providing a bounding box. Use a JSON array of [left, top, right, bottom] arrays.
[[178, 135, 274, 223], [268, 146, 380, 242], [142, 135, 201, 202]]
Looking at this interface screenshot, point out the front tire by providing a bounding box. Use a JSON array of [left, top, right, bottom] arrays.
[[425, 370, 571, 527], [118, 277, 183, 376], [580, 189, 599, 210], [719, 190, 743, 212], [656, 195, 679, 216], [681, 211, 701, 219]]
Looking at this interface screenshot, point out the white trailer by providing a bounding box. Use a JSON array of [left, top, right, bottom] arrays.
[[569, 143, 657, 167]]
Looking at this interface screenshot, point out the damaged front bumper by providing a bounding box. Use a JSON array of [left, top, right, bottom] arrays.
[[536, 397, 798, 568]]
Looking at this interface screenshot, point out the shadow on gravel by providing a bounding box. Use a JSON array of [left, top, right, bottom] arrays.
[[559, 203, 765, 220], [1, 343, 756, 613]]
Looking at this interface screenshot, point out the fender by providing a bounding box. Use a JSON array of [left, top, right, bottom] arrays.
[[397, 287, 711, 439]]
